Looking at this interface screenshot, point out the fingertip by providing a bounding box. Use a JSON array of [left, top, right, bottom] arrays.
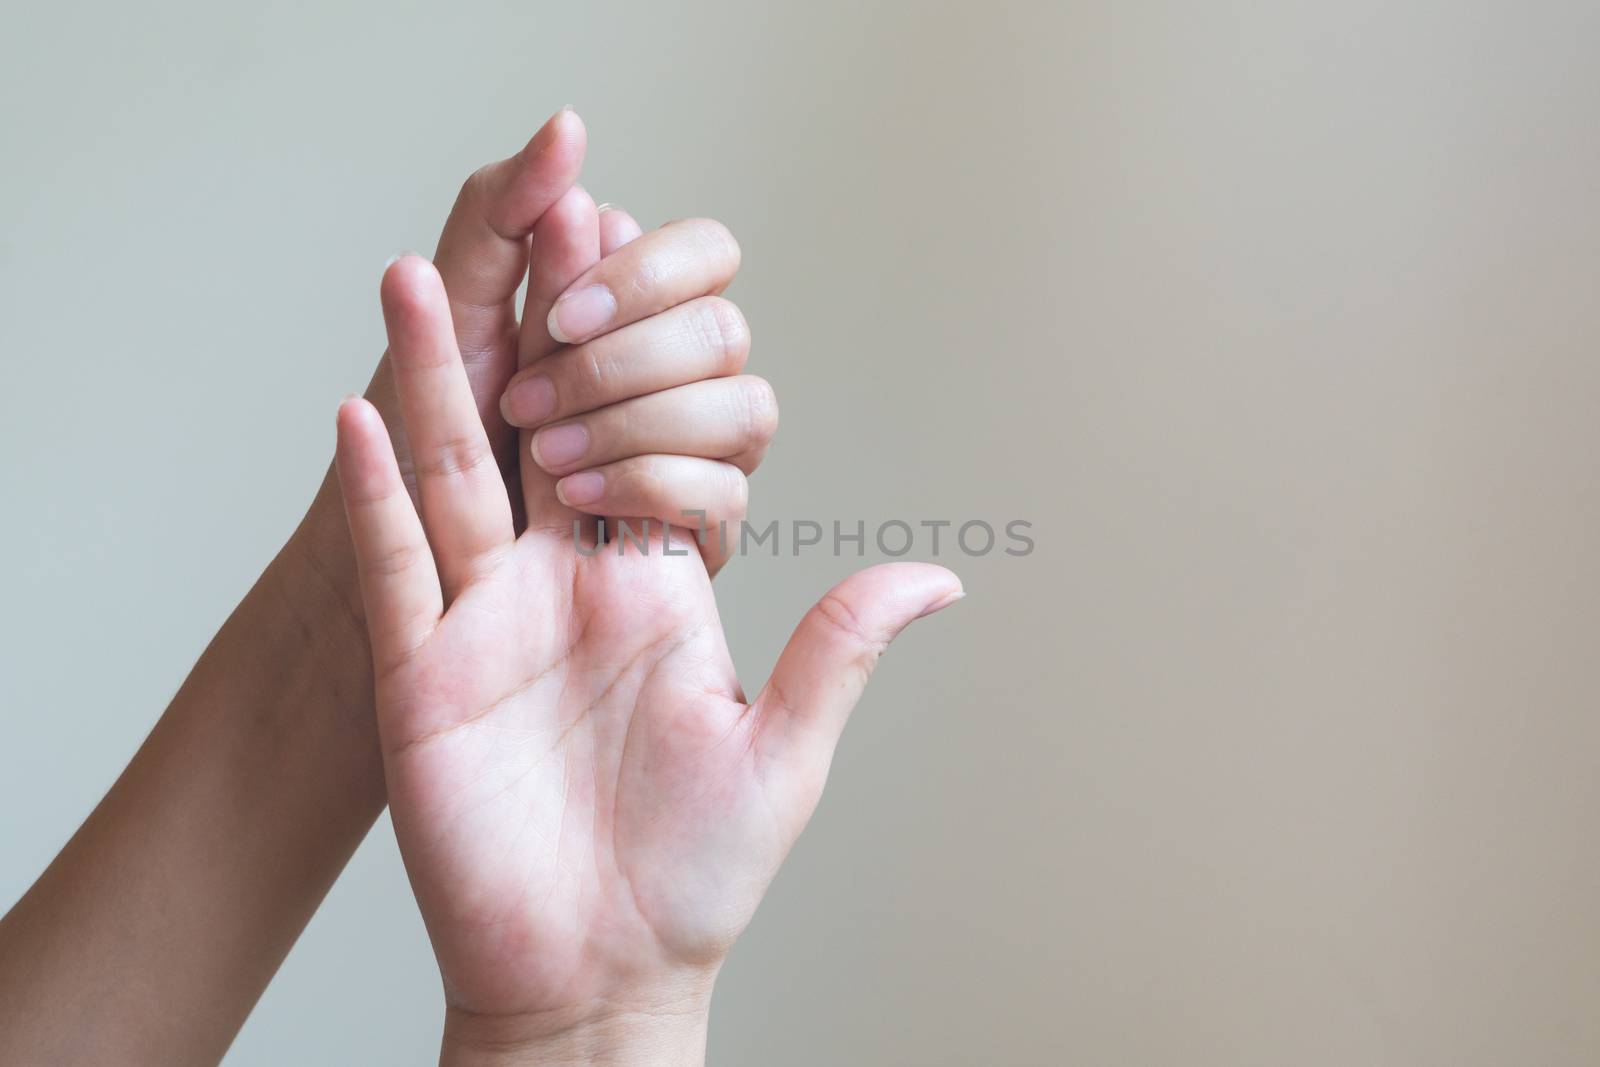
[[916, 586, 966, 620], [334, 394, 386, 448], [550, 105, 587, 149], [336, 392, 370, 427], [481, 111, 588, 244], [546, 302, 574, 344], [522, 106, 587, 174], [863, 560, 962, 592], [333, 397, 391, 500], [499, 372, 556, 427], [903, 564, 964, 622], [380, 253, 442, 304], [380, 257, 454, 346], [554, 470, 606, 509], [598, 206, 643, 254], [530, 183, 600, 279], [833, 562, 964, 632], [907, 561, 962, 593], [551, 183, 599, 223]]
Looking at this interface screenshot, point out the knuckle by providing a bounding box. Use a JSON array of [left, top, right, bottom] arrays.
[[723, 466, 750, 518], [458, 165, 489, 205], [627, 260, 665, 303], [605, 402, 634, 449], [458, 159, 517, 239], [624, 243, 671, 300], [367, 542, 424, 581], [697, 218, 742, 273], [814, 592, 888, 663], [458, 164, 499, 224], [699, 297, 750, 370], [725, 445, 765, 477], [345, 479, 399, 509], [615, 457, 667, 501], [735, 376, 779, 443], [413, 433, 494, 480], [670, 217, 741, 276], [566, 344, 612, 408]]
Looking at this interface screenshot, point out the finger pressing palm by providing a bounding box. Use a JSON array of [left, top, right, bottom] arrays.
[[335, 256, 963, 1026]]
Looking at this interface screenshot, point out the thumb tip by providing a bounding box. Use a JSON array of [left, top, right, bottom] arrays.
[[817, 562, 963, 642], [915, 587, 966, 621]]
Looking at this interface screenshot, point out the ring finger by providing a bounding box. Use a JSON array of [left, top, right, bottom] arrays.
[[529, 375, 777, 477]]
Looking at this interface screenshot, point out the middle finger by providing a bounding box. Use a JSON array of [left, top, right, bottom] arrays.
[[500, 295, 750, 428]]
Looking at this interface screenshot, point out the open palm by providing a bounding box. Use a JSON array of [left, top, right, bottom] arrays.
[[335, 255, 962, 1030]]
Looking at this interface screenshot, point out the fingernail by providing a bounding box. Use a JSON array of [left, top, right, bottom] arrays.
[[556, 471, 606, 507], [532, 423, 589, 469], [383, 253, 405, 270], [548, 284, 616, 344], [916, 589, 966, 620], [501, 374, 557, 425], [596, 202, 615, 213]]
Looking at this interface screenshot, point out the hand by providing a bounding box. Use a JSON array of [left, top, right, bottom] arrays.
[[295, 109, 761, 603], [335, 258, 962, 1062], [0, 108, 792, 1067], [501, 189, 769, 577]]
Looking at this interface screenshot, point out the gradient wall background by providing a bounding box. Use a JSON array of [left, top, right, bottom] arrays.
[[5, 2, 1600, 1063]]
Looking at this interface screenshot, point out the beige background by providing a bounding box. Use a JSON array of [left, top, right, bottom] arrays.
[[5, 1, 1600, 1063]]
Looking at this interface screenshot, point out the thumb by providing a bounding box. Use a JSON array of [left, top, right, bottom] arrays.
[[361, 109, 586, 498], [754, 562, 963, 803], [433, 107, 587, 360]]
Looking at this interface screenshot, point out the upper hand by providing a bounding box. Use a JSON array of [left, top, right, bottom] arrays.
[[301, 109, 768, 585]]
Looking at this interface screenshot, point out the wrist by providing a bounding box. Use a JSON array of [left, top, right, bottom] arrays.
[[249, 471, 375, 722], [271, 471, 367, 645], [439, 982, 715, 1067], [283, 469, 364, 610]]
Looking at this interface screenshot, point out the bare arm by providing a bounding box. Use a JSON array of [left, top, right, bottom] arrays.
[[0, 110, 590, 1064], [0, 106, 781, 1063], [0, 521, 381, 1065]]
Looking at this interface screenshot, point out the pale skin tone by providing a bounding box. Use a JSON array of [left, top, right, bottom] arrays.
[[0, 109, 833, 1063], [341, 255, 962, 1064]]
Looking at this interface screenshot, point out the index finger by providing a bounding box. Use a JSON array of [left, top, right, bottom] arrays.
[[544, 218, 741, 345]]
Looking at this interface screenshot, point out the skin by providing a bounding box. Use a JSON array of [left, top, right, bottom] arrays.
[[338, 256, 962, 1065], [0, 109, 779, 1064]]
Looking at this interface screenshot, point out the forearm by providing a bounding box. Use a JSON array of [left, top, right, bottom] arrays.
[[0, 481, 381, 1066]]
